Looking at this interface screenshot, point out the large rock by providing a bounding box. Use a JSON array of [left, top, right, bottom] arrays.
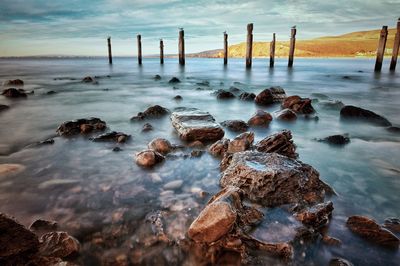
[[255, 130, 297, 158], [340, 105, 391, 127], [295, 201, 334, 229], [346, 215, 399, 248], [135, 150, 165, 167], [56, 118, 106, 136], [214, 89, 235, 99], [221, 120, 249, 132], [275, 109, 297, 121], [247, 110, 273, 126], [3, 79, 24, 86], [148, 138, 173, 155], [208, 138, 230, 157], [171, 108, 224, 141], [255, 87, 286, 105], [220, 151, 332, 207], [282, 95, 315, 114], [227, 132, 254, 153], [130, 105, 169, 121], [2, 88, 27, 98], [39, 231, 80, 258]]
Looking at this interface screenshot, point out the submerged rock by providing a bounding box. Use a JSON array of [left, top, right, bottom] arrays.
[[92, 131, 130, 143], [82, 76, 97, 83], [340, 105, 391, 127], [238, 92, 256, 101], [171, 108, 224, 141], [0, 104, 10, 112], [56, 118, 106, 136], [248, 110, 273, 126], [282, 95, 315, 114], [215, 89, 235, 99], [148, 138, 173, 155], [29, 219, 58, 236], [131, 105, 169, 121], [2, 88, 27, 98], [255, 87, 286, 105], [221, 120, 249, 132], [169, 77, 181, 83], [383, 218, 400, 234], [142, 123, 153, 132], [173, 95, 183, 101], [227, 132, 254, 153], [275, 109, 297, 121], [255, 130, 297, 158], [220, 151, 332, 207], [154, 74, 162, 80], [3, 79, 24, 86], [135, 150, 165, 167], [295, 201, 334, 229], [208, 138, 230, 157], [346, 215, 399, 248], [319, 134, 350, 145], [39, 231, 80, 258]]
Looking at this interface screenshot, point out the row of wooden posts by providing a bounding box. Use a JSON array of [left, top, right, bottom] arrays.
[[107, 19, 400, 71]]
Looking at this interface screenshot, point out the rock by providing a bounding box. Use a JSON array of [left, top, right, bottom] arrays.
[[173, 95, 183, 101], [38, 138, 55, 145], [30, 219, 58, 236], [191, 150, 204, 157], [0, 104, 10, 112], [319, 134, 350, 145], [387, 126, 400, 134], [46, 90, 56, 95], [247, 110, 273, 126], [113, 147, 122, 152], [3, 79, 24, 86], [238, 92, 256, 101], [221, 120, 249, 132], [92, 131, 130, 143], [255, 88, 274, 105], [227, 132, 254, 153], [340, 105, 391, 127], [154, 74, 162, 80], [197, 81, 210, 86], [346, 215, 399, 248], [220, 152, 332, 207], [0, 163, 26, 177], [188, 140, 204, 148], [142, 123, 153, 132], [163, 180, 183, 190], [2, 88, 27, 98], [318, 100, 345, 110], [131, 105, 169, 121], [0, 213, 39, 258], [169, 77, 180, 83], [329, 258, 354, 266], [39, 231, 80, 258], [171, 108, 224, 141], [282, 95, 315, 114], [229, 86, 241, 94], [56, 118, 106, 136], [275, 109, 297, 121], [135, 150, 165, 167], [255, 130, 297, 158], [383, 218, 400, 233], [209, 138, 230, 157], [269, 86, 287, 101], [215, 89, 235, 99], [148, 138, 173, 155], [295, 201, 334, 229], [82, 76, 97, 83], [80, 124, 94, 134]]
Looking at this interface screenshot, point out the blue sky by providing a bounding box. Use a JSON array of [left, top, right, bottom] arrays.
[[0, 0, 399, 56]]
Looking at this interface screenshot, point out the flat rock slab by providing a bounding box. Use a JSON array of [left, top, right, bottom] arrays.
[[171, 108, 224, 141]]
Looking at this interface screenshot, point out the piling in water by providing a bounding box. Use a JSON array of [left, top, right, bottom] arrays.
[[288, 26, 296, 67], [246, 23, 253, 68], [390, 18, 400, 71], [374, 26, 388, 71], [107, 37, 112, 65], [160, 39, 164, 65], [224, 32, 228, 65], [137, 35, 142, 65], [179, 28, 185, 65], [270, 33, 276, 68]]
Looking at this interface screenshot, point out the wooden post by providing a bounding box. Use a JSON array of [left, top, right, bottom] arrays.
[[137, 34, 142, 65], [390, 18, 400, 71], [107, 37, 112, 64], [270, 33, 276, 68], [179, 28, 185, 65], [246, 23, 253, 68], [375, 26, 388, 71], [160, 39, 164, 65], [223, 31, 228, 65], [288, 26, 296, 67]]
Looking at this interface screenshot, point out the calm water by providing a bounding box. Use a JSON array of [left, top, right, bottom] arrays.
[[0, 57, 399, 265]]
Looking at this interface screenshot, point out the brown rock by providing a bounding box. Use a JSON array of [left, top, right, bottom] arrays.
[[255, 87, 286, 105], [340, 105, 391, 127], [2, 88, 27, 98], [82, 76, 97, 83], [282, 95, 315, 114], [275, 108, 297, 121], [57, 118, 106, 136], [3, 79, 24, 86], [148, 138, 173, 155], [255, 130, 297, 158], [131, 105, 169, 121], [247, 110, 273, 126], [80, 124, 94, 134], [92, 131, 130, 143], [142, 123, 153, 132], [188, 140, 204, 148], [221, 120, 249, 132], [227, 132, 254, 153], [383, 217, 400, 233], [322, 235, 342, 246], [135, 150, 165, 167], [346, 215, 399, 248], [0, 163, 26, 177], [39, 231, 80, 258], [208, 138, 230, 157], [295, 201, 334, 229]]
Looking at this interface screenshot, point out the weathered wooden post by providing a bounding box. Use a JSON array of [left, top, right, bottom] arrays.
[[288, 26, 296, 67], [179, 28, 185, 65], [246, 23, 253, 68], [160, 39, 164, 65], [374, 26, 388, 71], [390, 18, 400, 71], [107, 37, 112, 64], [223, 31, 228, 65], [137, 34, 142, 65], [270, 33, 276, 68]]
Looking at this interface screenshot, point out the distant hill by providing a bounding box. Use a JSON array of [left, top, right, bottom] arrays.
[[188, 28, 398, 58]]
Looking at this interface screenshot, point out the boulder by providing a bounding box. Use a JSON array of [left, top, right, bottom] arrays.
[[255, 87, 286, 105], [56, 118, 106, 136], [92, 131, 130, 143], [275, 109, 297, 121], [238, 92, 256, 101], [340, 105, 391, 127], [2, 88, 27, 98], [295, 201, 334, 229], [215, 89, 235, 99], [142, 123, 153, 132], [247, 110, 273, 126], [170, 108, 224, 141], [221, 120, 249, 132], [220, 151, 332, 207], [135, 150, 165, 167], [0, 104, 10, 112], [131, 105, 169, 121], [346, 215, 399, 248], [208, 138, 230, 157], [227, 132, 254, 153], [282, 95, 315, 114], [169, 77, 180, 83], [319, 134, 350, 145], [255, 130, 297, 158], [229, 86, 241, 94], [148, 138, 173, 154], [39, 231, 80, 258], [3, 79, 24, 86]]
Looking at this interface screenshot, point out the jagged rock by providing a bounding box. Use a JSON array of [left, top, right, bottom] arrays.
[[30, 219, 58, 236], [2, 88, 27, 98], [135, 150, 165, 167], [215, 89, 235, 99], [188, 140, 204, 148], [319, 134, 350, 145], [221, 120, 249, 132], [173, 95, 183, 101], [148, 138, 173, 155], [3, 79, 24, 86], [142, 123, 153, 132], [247, 110, 273, 126], [346, 215, 399, 248], [227, 132, 254, 153], [383, 218, 400, 233], [295, 201, 334, 229], [131, 105, 169, 121], [340, 105, 391, 127], [275, 109, 297, 121], [238, 92, 256, 101], [82, 76, 97, 83], [92, 131, 130, 143], [56, 118, 106, 136], [329, 258, 354, 266], [169, 77, 180, 83], [269, 86, 287, 102], [171, 108, 224, 141], [220, 152, 332, 207], [0, 104, 10, 112], [39, 231, 80, 258], [154, 75, 162, 80], [255, 87, 286, 105], [191, 150, 204, 157], [113, 147, 122, 152], [282, 95, 315, 114], [255, 130, 297, 158], [209, 138, 230, 157]]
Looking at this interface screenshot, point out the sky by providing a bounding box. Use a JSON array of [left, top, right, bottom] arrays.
[[0, 0, 399, 56]]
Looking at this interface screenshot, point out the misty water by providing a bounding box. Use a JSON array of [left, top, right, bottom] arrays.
[[0, 57, 399, 265]]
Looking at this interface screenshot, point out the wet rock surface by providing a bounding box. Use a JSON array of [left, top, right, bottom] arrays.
[[2, 88, 27, 98], [208, 138, 230, 157], [329, 258, 354, 266], [0, 104, 9, 112], [3, 79, 24, 86], [148, 138, 173, 155], [319, 134, 350, 145], [340, 105, 391, 127], [214, 89, 235, 99], [142, 123, 153, 132], [383, 217, 400, 234], [221, 120, 249, 132], [227, 132, 254, 154], [171, 108, 224, 141], [92, 131, 130, 143], [130, 105, 169, 121], [275, 108, 297, 121], [295, 201, 334, 229], [168, 77, 180, 83], [255, 130, 297, 158], [30, 219, 58, 236], [39, 231, 80, 258], [282, 95, 315, 114], [173, 95, 183, 101], [238, 92, 256, 101], [248, 110, 273, 126], [56, 118, 106, 136], [135, 150, 165, 167], [255, 87, 286, 105]]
